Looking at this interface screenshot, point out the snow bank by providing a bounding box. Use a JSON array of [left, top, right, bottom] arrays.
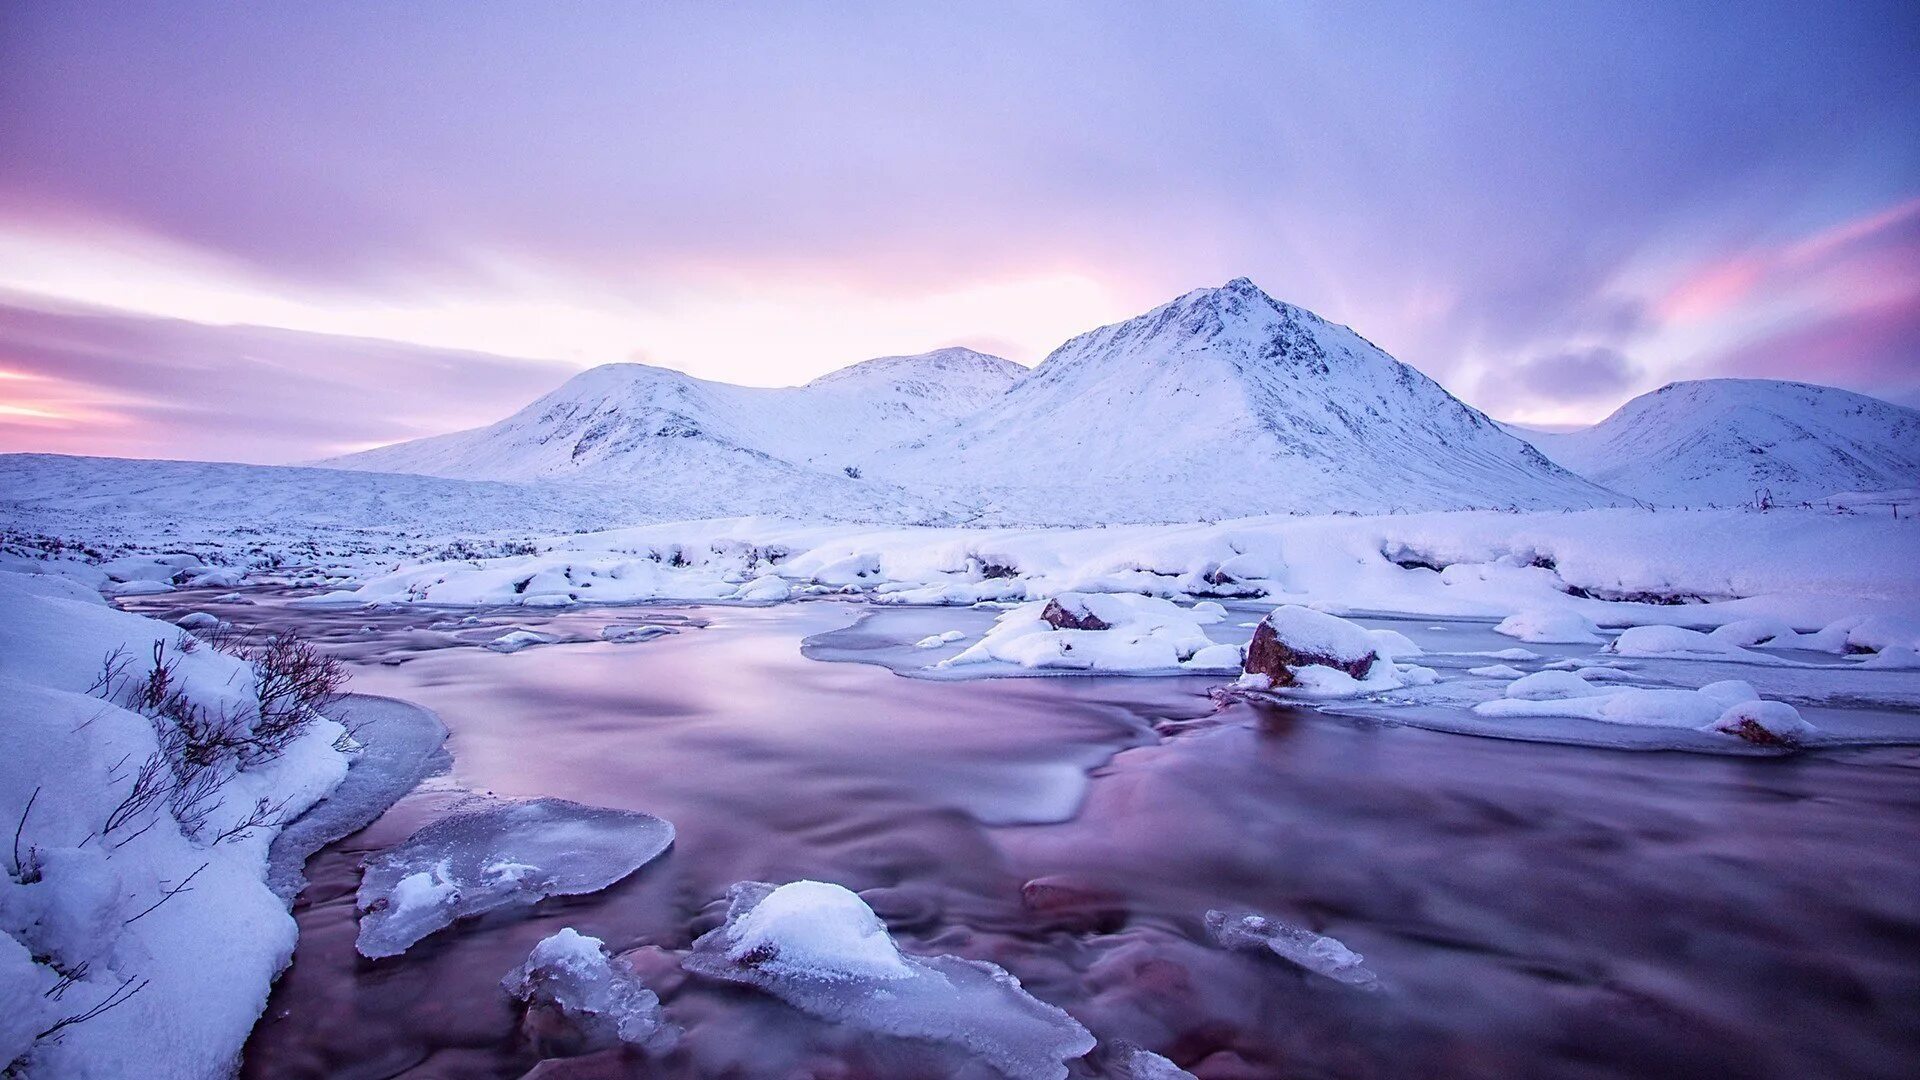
[[0, 571, 349, 1078], [355, 798, 674, 958], [314, 510, 1917, 650], [684, 880, 1096, 1080]]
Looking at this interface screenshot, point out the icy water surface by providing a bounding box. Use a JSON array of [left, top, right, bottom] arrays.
[[129, 592, 1920, 1079]]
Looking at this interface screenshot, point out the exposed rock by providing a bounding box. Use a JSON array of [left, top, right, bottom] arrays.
[[1241, 607, 1377, 686], [1041, 597, 1111, 631]]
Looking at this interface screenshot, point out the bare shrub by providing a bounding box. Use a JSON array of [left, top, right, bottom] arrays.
[[239, 632, 346, 763]]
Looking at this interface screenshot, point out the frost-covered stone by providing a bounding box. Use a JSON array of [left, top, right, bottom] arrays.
[[176, 611, 221, 630], [356, 798, 674, 958], [1242, 606, 1377, 686], [1205, 909, 1378, 989], [1494, 609, 1601, 644], [1040, 595, 1112, 631], [502, 928, 677, 1053], [1709, 700, 1815, 747], [683, 880, 1096, 1080]]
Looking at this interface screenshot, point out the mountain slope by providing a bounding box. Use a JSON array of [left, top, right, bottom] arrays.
[[1524, 379, 1920, 505], [322, 343, 1029, 488], [864, 278, 1621, 521]]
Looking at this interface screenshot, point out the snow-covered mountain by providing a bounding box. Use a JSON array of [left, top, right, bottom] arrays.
[[1522, 379, 1920, 506], [861, 278, 1621, 521], [322, 347, 1019, 506]]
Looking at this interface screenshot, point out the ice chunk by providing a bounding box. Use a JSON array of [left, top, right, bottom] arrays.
[[1106, 1042, 1199, 1079], [1708, 700, 1815, 747], [683, 880, 1096, 1080], [1205, 909, 1378, 990], [1475, 679, 1765, 729], [502, 928, 677, 1053], [915, 629, 967, 648], [723, 880, 913, 981], [600, 624, 676, 643], [356, 798, 675, 958], [488, 629, 556, 653], [1858, 645, 1920, 669], [175, 611, 221, 630], [1468, 664, 1526, 679], [1494, 609, 1601, 644]]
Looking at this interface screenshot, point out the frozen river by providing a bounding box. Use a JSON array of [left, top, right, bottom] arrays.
[[122, 591, 1920, 1079]]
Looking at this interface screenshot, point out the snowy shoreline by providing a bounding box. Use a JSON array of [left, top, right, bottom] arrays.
[[0, 575, 440, 1078]]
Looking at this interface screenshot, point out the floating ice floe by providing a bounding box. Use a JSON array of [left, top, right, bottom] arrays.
[[1494, 609, 1602, 644], [1205, 909, 1379, 990], [502, 928, 677, 1053], [682, 880, 1096, 1080], [487, 629, 557, 653], [941, 593, 1219, 674], [601, 624, 677, 643], [915, 629, 968, 648], [356, 798, 675, 958]]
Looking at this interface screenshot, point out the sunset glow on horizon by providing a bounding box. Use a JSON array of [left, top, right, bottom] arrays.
[[2, 2, 1915, 462]]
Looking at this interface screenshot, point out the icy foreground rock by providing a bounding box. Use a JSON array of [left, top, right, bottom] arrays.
[[683, 880, 1096, 1080], [502, 928, 677, 1053], [356, 798, 674, 958], [1206, 909, 1380, 990]]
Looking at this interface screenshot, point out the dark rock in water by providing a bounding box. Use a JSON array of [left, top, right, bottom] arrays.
[[1021, 875, 1128, 932], [1042, 597, 1110, 631], [1242, 616, 1376, 687]]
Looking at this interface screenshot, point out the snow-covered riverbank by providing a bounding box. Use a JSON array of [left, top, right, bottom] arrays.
[[0, 571, 390, 1078]]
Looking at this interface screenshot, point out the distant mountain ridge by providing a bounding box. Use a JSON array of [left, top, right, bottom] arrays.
[[859, 278, 1620, 519], [322, 279, 1919, 523], [1523, 379, 1920, 505]]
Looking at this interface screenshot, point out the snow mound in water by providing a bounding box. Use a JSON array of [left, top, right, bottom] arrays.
[[1495, 609, 1601, 644], [356, 798, 674, 958], [600, 624, 676, 643], [502, 928, 677, 1052], [683, 880, 1096, 1080], [1205, 909, 1379, 989], [941, 593, 1216, 673], [488, 629, 557, 653], [1473, 678, 1795, 737], [1709, 700, 1816, 746], [1606, 625, 1750, 659]]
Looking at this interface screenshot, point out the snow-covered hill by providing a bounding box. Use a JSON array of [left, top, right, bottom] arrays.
[[863, 278, 1621, 521], [321, 347, 1018, 491], [1524, 380, 1920, 506]]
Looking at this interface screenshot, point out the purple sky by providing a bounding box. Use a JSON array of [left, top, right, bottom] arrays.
[[1, 2, 1915, 462]]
